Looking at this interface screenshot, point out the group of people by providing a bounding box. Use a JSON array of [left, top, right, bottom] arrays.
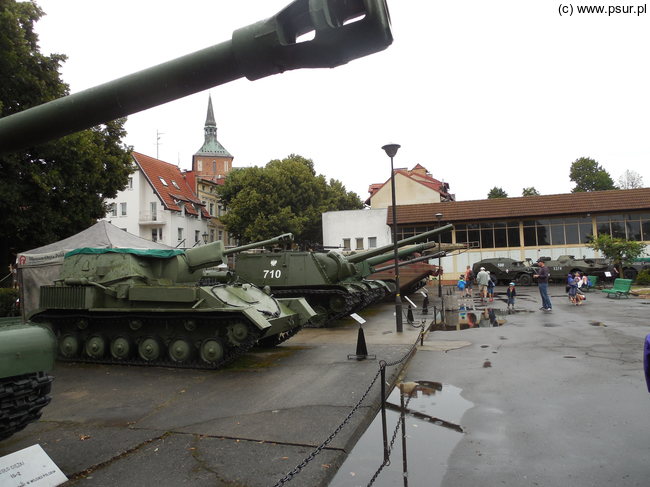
[[457, 265, 517, 310], [566, 271, 589, 305]]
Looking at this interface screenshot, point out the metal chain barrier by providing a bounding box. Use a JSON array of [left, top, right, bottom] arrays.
[[271, 324, 426, 487]]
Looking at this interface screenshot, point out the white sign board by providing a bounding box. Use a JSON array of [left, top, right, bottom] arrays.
[[605, 271, 612, 277], [0, 444, 67, 487], [349, 313, 366, 324]]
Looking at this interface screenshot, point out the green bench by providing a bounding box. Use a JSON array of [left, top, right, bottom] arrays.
[[582, 275, 598, 291], [602, 278, 633, 299]]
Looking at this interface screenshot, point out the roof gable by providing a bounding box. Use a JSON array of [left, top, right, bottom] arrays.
[[132, 152, 209, 218]]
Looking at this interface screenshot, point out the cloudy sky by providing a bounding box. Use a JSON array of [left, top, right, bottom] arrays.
[[34, 0, 650, 202]]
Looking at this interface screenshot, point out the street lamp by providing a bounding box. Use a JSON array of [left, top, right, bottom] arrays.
[[202, 231, 209, 244], [436, 213, 443, 298], [382, 143, 402, 333]]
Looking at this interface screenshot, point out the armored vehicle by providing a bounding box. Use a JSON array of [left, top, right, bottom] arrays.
[[234, 226, 452, 327], [472, 258, 537, 286], [536, 255, 610, 281], [621, 257, 650, 281], [0, 317, 56, 440], [30, 235, 315, 369]]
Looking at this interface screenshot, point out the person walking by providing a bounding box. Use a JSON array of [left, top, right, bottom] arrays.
[[506, 282, 517, 312], [534, 259, 552, 311], [464, 265, 474, 298], [476, 266, 491, 302]]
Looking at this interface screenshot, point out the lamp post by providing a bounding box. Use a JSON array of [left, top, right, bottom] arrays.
[[381, 143, 402, 333], [436, 213, 443, 298], [202, 231, 209, 244]]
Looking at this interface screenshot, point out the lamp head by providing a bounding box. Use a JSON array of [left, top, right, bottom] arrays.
[[381, 144, 400, 158]]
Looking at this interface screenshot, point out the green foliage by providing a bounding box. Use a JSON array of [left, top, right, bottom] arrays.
[[522, 187, 540, 197], [0, 0, 133, 266], [635, 269, 650, 285], [586, 234, 645, 274], [219, 154, 363, 247], [0, 288, 19, 317], [487, 187, 508, 199], [569, 157, 616, 192]]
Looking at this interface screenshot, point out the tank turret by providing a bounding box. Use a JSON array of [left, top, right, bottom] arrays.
[[0, 0, 393, 152], [234, 226, 452, 327], [31, 234, 315, 369]]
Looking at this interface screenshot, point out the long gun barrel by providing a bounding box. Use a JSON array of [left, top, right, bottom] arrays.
[[185, 233, 293, 272], [364, 241, 439, 267], [372, 252, 445, 273], [0, 0, 392, 153], [346, 224, 453, 264]]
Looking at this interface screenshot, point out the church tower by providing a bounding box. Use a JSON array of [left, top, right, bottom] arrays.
[[191, 95, 233, 178]]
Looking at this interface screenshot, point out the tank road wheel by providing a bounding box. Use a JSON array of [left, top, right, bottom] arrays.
[[328, 295, 348, 313], [226, 321, 250, 346], [59, 334, 80, 358], [168, 338, 194, 363], [518, 273, 533, 286], [110, 336, 133, 360], [84, 335, 107, 359], [138, 337, 162, 362], [199, 339, 225, 365]]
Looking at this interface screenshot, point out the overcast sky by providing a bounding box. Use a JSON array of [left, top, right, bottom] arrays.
[[34, 0, 650, 202]]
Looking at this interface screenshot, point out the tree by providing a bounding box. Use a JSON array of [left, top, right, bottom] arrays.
[[617, 170, 644, 189], [586, 234, 645, 276], [219, 154, 363, 247], [569, 157, 616, 192], [487, 187, 508, 199], [0, 1, 133, 267], [522, 187, 540, 197]]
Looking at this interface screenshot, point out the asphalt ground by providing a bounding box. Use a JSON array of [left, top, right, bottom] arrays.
[[1, 283, 649, 486]]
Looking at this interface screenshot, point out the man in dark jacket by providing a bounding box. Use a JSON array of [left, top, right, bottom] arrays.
[[534, 260, 552, 311]]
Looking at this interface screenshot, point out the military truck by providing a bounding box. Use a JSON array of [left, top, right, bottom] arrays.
[[621, 257, 650, 281], [0, 318, 56, 440], [472, 258, 537, 286]]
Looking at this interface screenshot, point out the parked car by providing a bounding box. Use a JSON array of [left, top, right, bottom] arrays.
[[472, 258, 538, 286]]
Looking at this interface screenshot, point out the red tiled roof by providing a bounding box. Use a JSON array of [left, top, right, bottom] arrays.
[[368, 164, 452, 200], [387, 188, 650, 225], [132, 152, 210, 218]]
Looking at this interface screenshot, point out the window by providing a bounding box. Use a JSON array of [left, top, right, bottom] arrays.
[[150, 202, 157, 221], [120, 202, 127, 216], [197, 160, 202, 171], [210, 229, 215, 242], [177, 228, 184, 241], [355, 238, 364, 250], [209, 203, 215, 216], [195, 230, 200, 243], [368, 237, 377, 248], [109, 203, 117, 217], [218, 230, 223, 241], [159, 177, 168, 186], [171, 180, 180, 190], [127, 177, 133, 189], [342, 238, 351, 251], [151, 228, 162, 242]]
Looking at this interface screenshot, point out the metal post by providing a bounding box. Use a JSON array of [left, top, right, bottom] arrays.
[[436, 213, 443, 298], [380, 361, 389, 462], [382, 144, 403, 333], [400, 390, 409, 487]]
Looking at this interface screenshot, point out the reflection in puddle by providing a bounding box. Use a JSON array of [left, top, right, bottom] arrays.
[[330, 382, 473, 487], [432, 307, 506, 331]]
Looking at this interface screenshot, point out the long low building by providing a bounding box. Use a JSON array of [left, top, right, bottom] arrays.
[[323, 188, 650, 280]]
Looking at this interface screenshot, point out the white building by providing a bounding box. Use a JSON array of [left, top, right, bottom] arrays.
[[322, 208, 391, 251], [103, 152, 210, 248]]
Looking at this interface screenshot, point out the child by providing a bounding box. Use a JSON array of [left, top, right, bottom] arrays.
[[457, 275, 466, 296], [568, 277, 578, 304], [487, 278, 495, 302], [506, 282, 516, 311]]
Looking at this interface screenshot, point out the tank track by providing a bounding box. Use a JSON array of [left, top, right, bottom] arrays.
[[34, 312, 262, 370], [272, 289, 362, 328], [0, 372, 53, 440], [257, 325, 303, 347]]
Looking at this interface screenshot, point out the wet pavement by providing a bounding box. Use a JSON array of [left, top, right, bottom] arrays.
[[1, 284, 649, 486]]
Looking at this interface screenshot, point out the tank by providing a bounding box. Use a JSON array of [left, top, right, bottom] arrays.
[[471, 258, 537, 286], [234, 225, 453, 327], [29, 234, 316, 369], [0, 317, 56, 440], [0, 0, 393, 152]]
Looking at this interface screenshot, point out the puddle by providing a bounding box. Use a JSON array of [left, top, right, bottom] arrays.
[[330, 382, 473, 487], [431, 307, 506, 331]]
